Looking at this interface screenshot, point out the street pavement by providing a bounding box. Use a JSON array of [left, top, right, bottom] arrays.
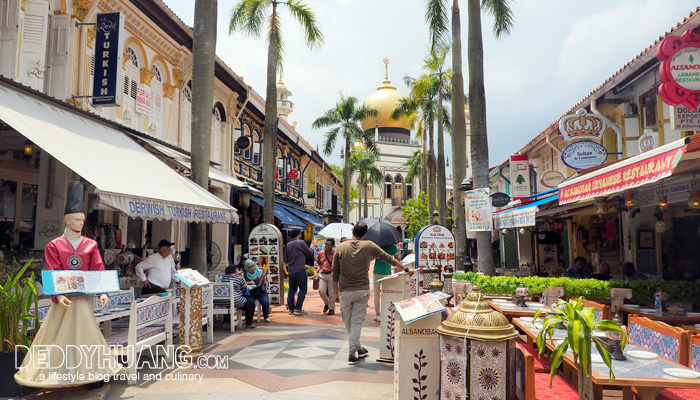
[[17, 279, 393, 400]]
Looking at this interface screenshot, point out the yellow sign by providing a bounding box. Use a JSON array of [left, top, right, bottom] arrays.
[[308, 168, 316, 186]]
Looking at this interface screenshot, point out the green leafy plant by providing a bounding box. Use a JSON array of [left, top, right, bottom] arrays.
[[0, 259, 38, 352], [401, 192, 453, 238], [534, 298, 627, 398], [305, 267, 315, 277]]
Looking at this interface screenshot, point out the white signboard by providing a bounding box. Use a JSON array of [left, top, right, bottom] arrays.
[[493, 208, 537, 229], [670, 47, 700, 90], [638, 129, 658, 154], [249, 224, 284, 305], [323, 185, 333, 211], [136, 85, 151, 116], [540, 171, 565, 188], [559, 108, 606, 141], [561, 141, 607, 170], [509, 155, 530, 200], [465, 188, 492, 231], [671, 105, 700, 130]]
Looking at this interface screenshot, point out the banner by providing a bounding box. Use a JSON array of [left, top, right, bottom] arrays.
[[92, 13, 125, 106], [493, 208, 537, 229], [509, 155, 530, 200], [323, 185, 333, 210], [136, 85, 152, 116], [465, 188, 492, 231], [559, 141, 687, 204]]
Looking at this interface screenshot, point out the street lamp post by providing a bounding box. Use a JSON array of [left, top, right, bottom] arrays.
[[458, 178, 473, 272], [238, 182, 251, 254], [432, 210, 439, 225]]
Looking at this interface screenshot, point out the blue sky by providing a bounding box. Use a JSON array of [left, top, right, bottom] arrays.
[[165, 0, 698, 170]]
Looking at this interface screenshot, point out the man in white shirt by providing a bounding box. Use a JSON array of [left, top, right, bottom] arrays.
[[136, 239, 177, 294]]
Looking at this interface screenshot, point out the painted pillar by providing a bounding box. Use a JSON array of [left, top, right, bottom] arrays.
[[179, 284, 203, 358]]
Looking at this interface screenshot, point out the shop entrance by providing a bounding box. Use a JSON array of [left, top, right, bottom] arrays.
[[0, 179, 38, 250]]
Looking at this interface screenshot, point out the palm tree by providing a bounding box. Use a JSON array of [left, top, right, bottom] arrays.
[[348, 151, 382, 219], [467, 0, 513, 275], [229, 0, 323, 224], [312, 93, 377, 221], [403, 150, 423, 186], [190, 0, 218, 274]]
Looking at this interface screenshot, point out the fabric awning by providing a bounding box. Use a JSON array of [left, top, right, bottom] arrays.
[[0, 82, 238, 224], [141, 138, 260, 194], [281, 205, 324, 232], [250, 196, 306, 230], [558, 137, 690, 205]]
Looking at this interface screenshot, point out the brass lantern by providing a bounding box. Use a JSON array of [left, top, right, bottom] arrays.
[[688, 191, 700, 211], [422, 266, 440, 294], [437, 286, 519, 400]]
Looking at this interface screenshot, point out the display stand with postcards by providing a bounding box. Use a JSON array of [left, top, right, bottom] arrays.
[[376, 271, 412, 363], [173, 268, 211, 358], [248, 224, 284, 305]]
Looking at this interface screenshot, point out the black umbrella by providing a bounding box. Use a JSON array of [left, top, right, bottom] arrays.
[[358, 218, 402, 247]]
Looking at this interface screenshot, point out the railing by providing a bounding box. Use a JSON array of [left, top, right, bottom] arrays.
[[378, 136, 421, 147]]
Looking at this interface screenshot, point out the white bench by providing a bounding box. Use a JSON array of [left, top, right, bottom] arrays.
[[213, 281, 237, 332], [93, 287, 135, 309], [23, 298, 53, 331], [105, 294, 173, 385]]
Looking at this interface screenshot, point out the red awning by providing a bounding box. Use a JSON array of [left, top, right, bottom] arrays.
[[558, 137, 694, 205]]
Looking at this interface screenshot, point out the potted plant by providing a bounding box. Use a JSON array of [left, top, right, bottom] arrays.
[[0, 259, 38, 397], [534, 298, 627, 400]]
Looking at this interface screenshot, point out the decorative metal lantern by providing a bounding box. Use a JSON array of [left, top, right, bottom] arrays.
[[422, 266, 440, 294], [515, 283, 529, 307], [442, 272, 453, 296], [429, 278, 444, 293], [437, 286, 519, 400]]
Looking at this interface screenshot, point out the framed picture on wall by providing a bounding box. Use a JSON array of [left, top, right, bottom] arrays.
[[637, 229, 655, 249]]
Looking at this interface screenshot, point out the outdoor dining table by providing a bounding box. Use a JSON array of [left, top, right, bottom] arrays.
[[617, 305, 700, 326], [514, 316, 700, 400], [486, 299, 549, 320]]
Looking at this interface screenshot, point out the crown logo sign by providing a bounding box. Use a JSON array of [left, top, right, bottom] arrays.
[[638, 130, 656, 153], [558, 109, 606, 141]]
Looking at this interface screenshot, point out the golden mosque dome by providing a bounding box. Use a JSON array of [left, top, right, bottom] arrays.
[[360, 59, 411, 135]]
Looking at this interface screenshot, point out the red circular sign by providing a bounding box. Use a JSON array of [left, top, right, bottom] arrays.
[[275, 171, 279, 180], [288, 169, 299, 179]]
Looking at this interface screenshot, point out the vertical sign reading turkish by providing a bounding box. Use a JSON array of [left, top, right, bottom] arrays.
[[92, 13, 124, 107], [509, 155, 530, 200], [323, 185, 333, 211], [465, 189, 492, 231]]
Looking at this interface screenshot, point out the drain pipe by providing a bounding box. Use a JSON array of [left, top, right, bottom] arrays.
[[545, 132, 561, 156], [591, 97, 623, 160]]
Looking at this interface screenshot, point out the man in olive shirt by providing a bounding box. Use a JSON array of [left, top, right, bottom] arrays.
[[333, 223, 408, 365]]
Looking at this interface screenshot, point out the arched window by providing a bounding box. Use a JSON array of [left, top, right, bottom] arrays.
[[122, 46, 140, 130], [180, 83, 192, 151], [243, 125, 252, 161], [385, 175, 392, 199], [394, 174, 404, 203], [150, 63, 165, 140], [252, 131, 261, 165], [211, 104, 224, 164]]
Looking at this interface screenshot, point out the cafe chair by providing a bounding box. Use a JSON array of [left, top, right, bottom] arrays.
[[516, 342, 551, 373], [628, 316, 689, 365], [515, 343, 577, 400], [572, 297, 611, 322], [657, 335, 700, 400]]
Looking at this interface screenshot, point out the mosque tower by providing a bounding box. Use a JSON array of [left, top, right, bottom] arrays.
[[360, 58, 411, 140], [276, 76, 293, 121]]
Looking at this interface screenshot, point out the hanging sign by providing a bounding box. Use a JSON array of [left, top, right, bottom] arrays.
[[323, 185, 333, 210], [561, 141, 607, 170], [670, 105, 700, 130], [136, 85, 151, 115], [490, 192, 510, 207], [509, 154, 530, 200], [658, 29, 700, 110], [638, 130, 658, 154], [92, 12, 125, 107], [559, 108, 606, 141], [288, 169, 299, 179], [558, 141, 687, 205], [248, 224, 284, 306], [465, 188, 492, 232], [540, 171, 565, 188]]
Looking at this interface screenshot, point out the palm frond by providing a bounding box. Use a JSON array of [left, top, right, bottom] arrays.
[[322, 126, 341, 157], [267, 13, 285, 71], [284, 0, 324, 49], [481, 0, 514, 39], [229, 0, 268, 37], [424, 0, 449, 51]]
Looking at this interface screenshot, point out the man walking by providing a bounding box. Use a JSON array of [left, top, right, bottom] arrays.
[[285, 229, 313, 315], [333, 223, 409, 365], [135, 239, 177, 294], [316, 238, 336, 315]]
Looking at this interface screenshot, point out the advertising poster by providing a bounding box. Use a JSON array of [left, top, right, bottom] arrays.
[[249, 224, 284, 305], [465, 188, 492, 231], [413, 224, 456, 296], [136, 85, 152, 116], [509, 155, 530, 200]]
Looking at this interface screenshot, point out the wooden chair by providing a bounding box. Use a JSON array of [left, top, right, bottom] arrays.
[[579, 298, 612, 322], [515, 343, 578, 400], [628, 316, 689, 365], [658, 335, 700, 400], [516, 342, 550, 373]]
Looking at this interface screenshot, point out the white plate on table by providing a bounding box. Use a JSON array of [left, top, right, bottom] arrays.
[[686, 312, 700, 317], [663, 368, 700, 379], [624, 304, 640, 309], [528, 303, 546, 308], [639, 308, 656, 314], [592, 331, 607, 337], [591, 354, 604, 364], [626, 350, 658, 360], [694, 323, 700, 328], [492, 299, 511, 303]]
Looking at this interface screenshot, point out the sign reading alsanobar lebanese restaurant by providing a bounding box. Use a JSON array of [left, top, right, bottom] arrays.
[[658, 29, 700, 111], [558, 140, 688, 205], [92, 13, 125, 107]]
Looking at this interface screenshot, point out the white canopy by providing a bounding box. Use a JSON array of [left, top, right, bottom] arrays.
[[0, 82, 238, 224]]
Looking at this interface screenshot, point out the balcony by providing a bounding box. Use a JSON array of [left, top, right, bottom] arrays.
[[391, 198, 406, 207]]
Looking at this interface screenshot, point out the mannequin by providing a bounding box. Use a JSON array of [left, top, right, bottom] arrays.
[[15, 182, 121, 388]]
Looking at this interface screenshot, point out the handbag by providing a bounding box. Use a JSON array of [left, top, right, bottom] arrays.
[[312, 274, 320, 290]]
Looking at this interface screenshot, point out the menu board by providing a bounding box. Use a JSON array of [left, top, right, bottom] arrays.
[[174, 268, 210, 287], [249, 224, 284, 305], [393, 292, 446, 325], [42, 269, 120, 295], [413, 224, 456, 295]]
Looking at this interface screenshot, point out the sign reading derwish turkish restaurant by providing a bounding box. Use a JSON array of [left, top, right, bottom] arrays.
[[92, 13, 125, 107], [657, 29, 700, 111], [561, 141, 607, 170]]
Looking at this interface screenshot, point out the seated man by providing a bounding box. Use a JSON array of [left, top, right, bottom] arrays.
[[590, 262, 612, 281], [565, 256, 590, 279], [622, 261, 648, 280]]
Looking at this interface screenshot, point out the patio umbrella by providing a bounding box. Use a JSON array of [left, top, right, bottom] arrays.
[[318, 223, 354, 240], [358, 218, 402, 247]]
